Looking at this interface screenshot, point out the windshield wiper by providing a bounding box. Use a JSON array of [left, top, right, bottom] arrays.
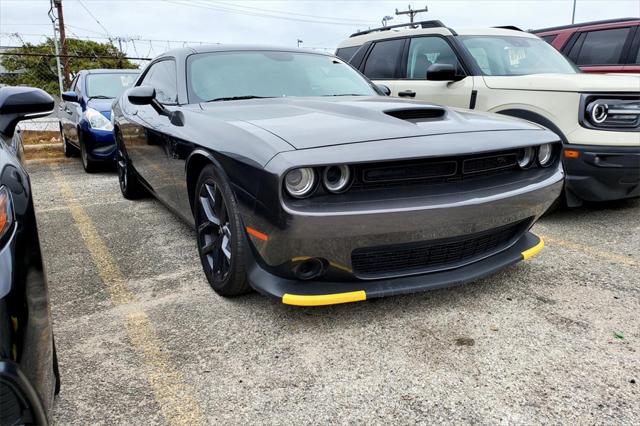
[[321, 94, 367, 97], [205, 95, 272, 102], [88, 95, 113, 100]]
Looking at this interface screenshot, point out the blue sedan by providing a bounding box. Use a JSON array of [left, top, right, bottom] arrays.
[[59, 69, 138, 172]]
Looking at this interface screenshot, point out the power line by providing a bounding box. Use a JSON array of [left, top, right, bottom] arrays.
[[163, 0, 376, 27], [206, 0, 375, 24], [76, 0, 112, 37]]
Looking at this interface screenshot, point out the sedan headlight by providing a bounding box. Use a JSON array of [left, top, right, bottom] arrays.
[[85, 107, 114, 131], [537, 143, 554, 167], [0, 186, 14, 243], [284, 168, 316, 198], [584, 96, 640, 130], [322, 165, 352, 193], [517, 146, 535, 169]]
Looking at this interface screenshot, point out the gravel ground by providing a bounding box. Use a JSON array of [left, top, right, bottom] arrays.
[[28, 159, 639, 425]]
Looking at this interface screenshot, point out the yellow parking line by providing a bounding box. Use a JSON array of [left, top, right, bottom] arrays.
[[540, 234, 637, 267], [51, 167, 204, 425]]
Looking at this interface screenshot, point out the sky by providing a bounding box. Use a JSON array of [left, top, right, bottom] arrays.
[[1, 0, 639, 57]]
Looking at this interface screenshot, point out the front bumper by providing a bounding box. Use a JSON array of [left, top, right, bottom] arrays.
[[80, 122, 116, 161], [245, 167, 563, 277], [562, 144, 640, 205], [248, 232, 544, 306]]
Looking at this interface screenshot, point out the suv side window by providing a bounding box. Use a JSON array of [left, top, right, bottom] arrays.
[[335, 46, 359, 62], [575, 27, 632, 65], [363, 39, 404, 79], [540, 35, 557, 44], [140, 60, 178, 104], [406, 37, 463, 79]]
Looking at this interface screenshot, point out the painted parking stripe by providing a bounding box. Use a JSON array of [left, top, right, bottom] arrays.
[[540, 234, 637, 267], [51, 166, 205, 426]]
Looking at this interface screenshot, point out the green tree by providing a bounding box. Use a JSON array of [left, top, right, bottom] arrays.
[[0, 38, 139, 95]]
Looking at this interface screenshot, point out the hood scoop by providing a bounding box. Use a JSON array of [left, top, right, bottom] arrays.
[[384, 107, 446, 123]]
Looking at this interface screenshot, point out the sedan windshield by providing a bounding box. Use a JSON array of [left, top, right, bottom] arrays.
[[85, 73, 137, 98], [187, 50, 377, 102], [460, 35, 580, 76]]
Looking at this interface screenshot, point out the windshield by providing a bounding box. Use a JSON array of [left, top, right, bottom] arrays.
[[187, 51, 377, 102], [460, 35, 580, 76], [85, 73, 137, 98]]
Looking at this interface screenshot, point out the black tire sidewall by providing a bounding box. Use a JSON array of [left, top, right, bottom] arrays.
[[195, 164, 249, 296]]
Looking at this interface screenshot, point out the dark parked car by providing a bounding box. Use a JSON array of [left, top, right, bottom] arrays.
[[0, 86, 59, 424], [112, 45, 563, 306], [533, 18, 640, 74], [59, 69, 139, 172]]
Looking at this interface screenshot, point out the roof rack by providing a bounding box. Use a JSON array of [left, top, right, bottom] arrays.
[[532, 17, 639, 33], [493, 25, 523, 32], [350, 20, 446, 38]]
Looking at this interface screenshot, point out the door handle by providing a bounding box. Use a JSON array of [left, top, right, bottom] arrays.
[[398, 90, 416, 98]]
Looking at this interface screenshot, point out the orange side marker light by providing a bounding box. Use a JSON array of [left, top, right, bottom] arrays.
[[564, 149, 580, 159], [246, 226, 269, 241]]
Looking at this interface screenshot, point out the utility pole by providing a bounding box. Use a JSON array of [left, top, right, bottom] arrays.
[[53, 0, 70, 88], [571, 0, 577, 24], [117, 37, 124, 68], [395, 4, 428, 23], [48, 3, 64, 96]]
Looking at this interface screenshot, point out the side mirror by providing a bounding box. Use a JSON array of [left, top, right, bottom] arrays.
[[0, 86, 54, 137], [426, 63, 465, 82], [128, 85, 184, 126], [61, 91, 80, 103], [377, 84, 391, 96], [128, 85, 156, 105]]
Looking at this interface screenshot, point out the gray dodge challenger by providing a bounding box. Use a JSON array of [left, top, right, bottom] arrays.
[[112, 45, 563, 306]]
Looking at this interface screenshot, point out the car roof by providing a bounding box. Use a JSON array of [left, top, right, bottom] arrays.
[[83, 69, 140, 74], [156, 44, 334, 59], [532, 17, 639, 34], [337, 26, 538, 48]]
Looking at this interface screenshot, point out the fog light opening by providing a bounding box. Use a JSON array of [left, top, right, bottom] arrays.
[[293, 258, 326, 280]]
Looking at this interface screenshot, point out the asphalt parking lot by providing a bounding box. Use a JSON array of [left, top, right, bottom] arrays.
[[28, 159, 639, 425]]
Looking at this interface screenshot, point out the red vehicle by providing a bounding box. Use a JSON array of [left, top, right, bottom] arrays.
[[532, 18, 640, 74]]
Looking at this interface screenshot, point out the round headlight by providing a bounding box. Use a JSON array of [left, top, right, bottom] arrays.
[[537, 144, 554, 167], [322, 165, 352, 193], [517, 147, 535, 169], [284, 168, 316, 198], [589, 102, 608, 124]]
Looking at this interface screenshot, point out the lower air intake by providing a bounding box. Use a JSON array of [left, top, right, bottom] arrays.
[[351, 219, 530, 278]]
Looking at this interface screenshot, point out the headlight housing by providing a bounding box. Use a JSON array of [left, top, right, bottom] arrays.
[[85, 107, 114, 131], [517, 147, 535, 169], [582, 95, 640, 130], [284, 168, 316, 198], [322, 165, 352, 193], [537, 143, 554, 167], [0, 186, 15, 244]]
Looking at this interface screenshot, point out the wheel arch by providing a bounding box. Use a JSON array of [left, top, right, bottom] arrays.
[[495, 108, 569, 144], [185, 149, 229, 214]]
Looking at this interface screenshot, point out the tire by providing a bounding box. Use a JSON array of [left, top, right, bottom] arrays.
[[195, 164, 251, 297], [53, 336, 61, 395], [79, 129, 98, 173], [60, 125, 75, 158], [116, 133, 147, 199]]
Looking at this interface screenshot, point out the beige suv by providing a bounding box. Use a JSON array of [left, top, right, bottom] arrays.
[[337, 20, 640, 207]]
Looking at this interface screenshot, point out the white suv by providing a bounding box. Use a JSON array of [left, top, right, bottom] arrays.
[[337, 20, 640, 207]]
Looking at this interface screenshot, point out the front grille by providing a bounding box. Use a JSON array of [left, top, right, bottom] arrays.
[[351, 219, 529, 278], [350, 149, 520, 191]]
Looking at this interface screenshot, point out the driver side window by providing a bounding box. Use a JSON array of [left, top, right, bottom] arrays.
[[406, 37, 463, 79], [140, 60, 178, 105]]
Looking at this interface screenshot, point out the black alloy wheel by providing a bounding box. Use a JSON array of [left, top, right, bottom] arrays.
[[116, 134, 146, 199], [195, 165, 250, 297]]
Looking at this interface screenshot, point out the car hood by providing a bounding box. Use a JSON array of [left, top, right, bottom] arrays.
[[199, 96, 546, 149], [86, 98, 114, 116], [483, 73, 640, 93]]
